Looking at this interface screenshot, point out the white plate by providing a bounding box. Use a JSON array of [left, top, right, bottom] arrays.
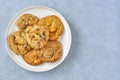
[[5, 6, 72, 72]]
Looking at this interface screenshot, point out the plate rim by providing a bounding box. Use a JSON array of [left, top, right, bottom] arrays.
[[5, 6, 72, 72]]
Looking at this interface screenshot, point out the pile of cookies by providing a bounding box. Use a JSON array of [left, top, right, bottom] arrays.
[[8, 14, 64, 66]]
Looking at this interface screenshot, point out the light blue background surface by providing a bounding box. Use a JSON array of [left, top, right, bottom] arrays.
[[0, 0, 120, 80]]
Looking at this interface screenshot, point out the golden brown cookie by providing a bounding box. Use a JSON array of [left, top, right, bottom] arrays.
[[22, 50, 43, 65], [17, 14, 39, 30], [40, 40, 62, 62], [23, 40, 62, 65], [38, 15, 64, 40], [8, 31, 31, 55], [24, 25, 49, 49]]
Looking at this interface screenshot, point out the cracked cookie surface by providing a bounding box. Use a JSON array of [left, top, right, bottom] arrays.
[[17, 14, 39, 30], [24, 25, 49, 49], [22, 50, 43, 65], [38, 15, 64, 40], [8, 31, 31, 55], [40, 40, 62, 62]]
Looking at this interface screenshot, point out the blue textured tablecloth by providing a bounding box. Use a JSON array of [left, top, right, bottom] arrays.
[[0, 0, 120, 80]]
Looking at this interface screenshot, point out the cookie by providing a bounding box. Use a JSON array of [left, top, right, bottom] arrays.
[[23, 40, 62, 65], [38, 15, 64, 40], [22, 50, 42, 65], [24, 25, 49, 49], [17, 14, 39, 30], [8, 31, 31, 55], [40, 40, 62, 62]]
